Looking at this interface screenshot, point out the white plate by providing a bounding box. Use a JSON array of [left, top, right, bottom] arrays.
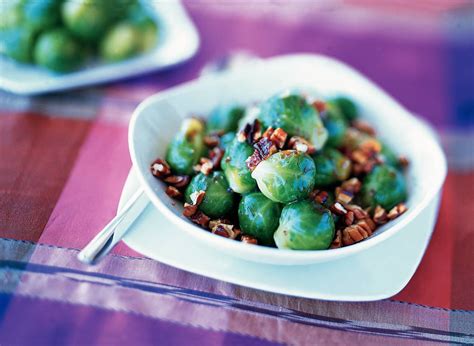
[[0, 0, 199, 95], [120, 168, 440, 301], [129, 54, 447, 265]]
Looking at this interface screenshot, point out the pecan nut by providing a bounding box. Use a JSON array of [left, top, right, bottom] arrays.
[[241, 235, 258, 244], [387, 203, 408, 220], [151, 158, 171, 178], [165, 186, 182, 199], [164, 175, 190, 189]]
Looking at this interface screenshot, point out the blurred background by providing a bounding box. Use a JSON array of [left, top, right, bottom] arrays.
[[1, 0, 473, 310]]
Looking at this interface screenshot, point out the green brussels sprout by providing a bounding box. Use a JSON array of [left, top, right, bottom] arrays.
[[219, 132, 235, 151], [312, 148, 351, 186], [0, 1, 23, 31], [34, 29, 85, 72], [274, 200, 335, 250], [221, 137, 256, 194], [329, 96, 358, 121], [185, 171, 234, 218], [22, 0, 61, 32], [322, 103, 348, 148], [360, 165, 407, 210], [380, 143, 400, 169], [100, 22, 141, 61], [251, 150, 316, 203], [1, 25, 35, 63], [207, 105, 245, 134], [259, 94, 327, 149], [166, 118, 205, 175], [62, 0, 113, 42], [127, 3, 158, 52], [238, 192, 282, 246]]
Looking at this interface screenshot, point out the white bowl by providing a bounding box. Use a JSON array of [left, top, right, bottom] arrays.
[[129, 54, 447, 265]]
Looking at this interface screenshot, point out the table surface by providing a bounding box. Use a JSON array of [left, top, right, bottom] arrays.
[[1, 1, 473, 345]]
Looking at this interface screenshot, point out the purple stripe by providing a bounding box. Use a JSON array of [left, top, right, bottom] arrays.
[[2, 260, 473, 344], [0, 293, 278, 346]]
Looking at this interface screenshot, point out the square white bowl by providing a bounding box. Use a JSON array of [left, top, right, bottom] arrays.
[[0, 0, 199, 95], [129, 54, 447, 265]]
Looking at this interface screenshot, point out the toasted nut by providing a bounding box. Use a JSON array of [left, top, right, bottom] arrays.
[[351, 150, 368, 164], [204, 134, 220, 148], [209, 219, 231, 230], [330, 202, 347, 215], [387, 203, 408, 220], [353, 120, 376, 136], [269, 128, 288, 149], [345, 211, 355, 226], [209, 147, 224, 169], [189, 211, 210, 228], [287, 136, 315, 154], [190, 190, 206, 206], [345, 204, 369, 220], [312, 100, 327, 113], [373, 205, 388, 225], [340, 178, 362, 194], [399, 156, 409, 168], [241, 235, 258, 245], [164, 175, 190, 188], [211, 224, 241, 239], [337, 190, 354, 204], [330, 230, 342, 249], [262, 127, 275, 139], [246, 137, 278, 171], [310, 190, 329, 205], [183, 203, 198, 217], [194, 158, 214, 175], [165, 186, 182, 199], [342, 222, 373, 246], [151, 159, 171, 178]]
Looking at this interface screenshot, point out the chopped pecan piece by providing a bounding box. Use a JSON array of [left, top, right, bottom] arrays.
[[183, 203, 198, 217], [240, 120, 262, 145], [194, 158, 214, 175], [164, 175, 190, 189], [310, 190, 329, 205], [336, 190, 354, 204], [203, 134, 220, 148], [269, 128, 288, 149], [211, 223, 241, 239], [353, 120, 376, 136], [151, 158, 171, 178], [330, 202, 347, 215], [387, 203, 408, 220], [287, 136, 315, 154], [165, 186, 182, 199], [345, 204, 369, 220], [342, 218, 376, 246], [241, 235, 258, 245], [344, 211, 355, 226], [330, 230, 342, 249], [398, 156, 410, 168], [340, 178, 362, 194], [183, 190, 205, 217], [209, 219, 231, 230], [262, 127, 275, 139], [246, 137, 278, 171], [373, 205, 388, 225], [189, 211, 210, 228], [312, 100, 327, 113], [209, 147, 224, 169]]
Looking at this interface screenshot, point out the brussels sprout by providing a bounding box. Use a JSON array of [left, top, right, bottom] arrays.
[[360, 165, 407, 210], [62, 0, 113, 42], [207, 105, 245, 134], [1, 26, 35, 63], [259, 94, 327, 149], [166, 118, 205, 175], [380, 143, 400, 169], [274, 200, 335, 250], [238, 192, 282, 246], [127, 3, 158, 52], [251, 150, 316, 203], [34, 29, 85, 72], [219, 132, 235, 151], [312, 148, 351, 186], [221, 137, 256, 194], [185, 171, 234, 218], [329, 96, 358, 121], [100, 22, 141, 61], [322, 103, 348, 148], [23, 0, 61, 31]]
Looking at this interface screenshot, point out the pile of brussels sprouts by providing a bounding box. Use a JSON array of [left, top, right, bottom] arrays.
[[151, 91, 409, 251], [0, 0, 158, 72]]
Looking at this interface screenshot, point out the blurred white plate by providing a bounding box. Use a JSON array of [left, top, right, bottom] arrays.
[[0, 0, 199, 95], [120, 168, 439, 301]]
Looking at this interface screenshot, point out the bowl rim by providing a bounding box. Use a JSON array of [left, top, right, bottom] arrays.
[[129, 53, 447, 262]]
